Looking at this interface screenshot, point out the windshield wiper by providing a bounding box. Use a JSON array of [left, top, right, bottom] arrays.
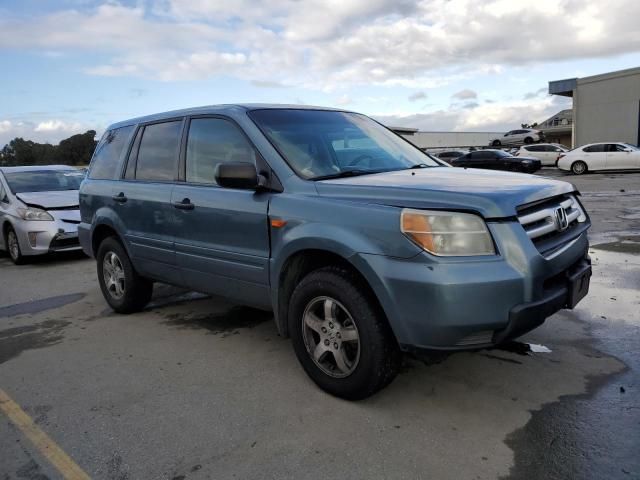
[[311, 169, 388, 181], [406, 163, 431, 169]]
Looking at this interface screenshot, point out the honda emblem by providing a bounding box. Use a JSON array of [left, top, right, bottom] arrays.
[[555, 207, 569, 231]]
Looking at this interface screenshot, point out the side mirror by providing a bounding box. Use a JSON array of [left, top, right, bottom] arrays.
[[215, 162, 262, 190]]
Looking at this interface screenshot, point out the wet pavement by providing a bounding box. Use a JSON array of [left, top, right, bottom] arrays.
[[0, 170, 639, 479]]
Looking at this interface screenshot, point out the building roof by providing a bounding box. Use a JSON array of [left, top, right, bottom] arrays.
[[549, 66, 640, 96], [537, 109, 572, 130]]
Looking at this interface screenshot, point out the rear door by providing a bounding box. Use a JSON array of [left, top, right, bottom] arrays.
[[581, 144, 607, 170], [170, 116, 271, 308], [115, 119, 184, 283]]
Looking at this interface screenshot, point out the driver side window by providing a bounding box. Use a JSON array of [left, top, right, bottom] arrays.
[[185, 118, 257, 185]]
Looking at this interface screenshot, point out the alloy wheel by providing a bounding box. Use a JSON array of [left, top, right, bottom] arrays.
[[102, 251, 126, 299], [7, 231, 19, 261], [302, 296, 361, 378]]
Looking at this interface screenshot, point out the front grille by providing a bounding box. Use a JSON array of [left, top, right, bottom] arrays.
[[50, 236, 80, 250], [517, 194, 589, 257]]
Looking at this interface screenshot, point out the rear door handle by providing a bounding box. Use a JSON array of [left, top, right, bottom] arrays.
[[173, 198, 194, 210], [112, 193, 128, 203]]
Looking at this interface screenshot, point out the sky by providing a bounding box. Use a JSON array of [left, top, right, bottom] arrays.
[[1, 0, 640, 146]]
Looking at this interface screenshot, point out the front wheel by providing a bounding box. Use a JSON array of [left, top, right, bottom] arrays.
[[571, 161, 588, 175], [97, 237, 153, 313], [288, 266, 401, 400], [492, 140, 501, 147], [6, 227, 25, 265]]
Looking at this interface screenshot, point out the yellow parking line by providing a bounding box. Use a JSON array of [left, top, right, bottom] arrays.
[[0, 388, 91, 480]]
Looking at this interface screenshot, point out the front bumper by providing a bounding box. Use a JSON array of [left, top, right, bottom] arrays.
[[353, 221, 590, 351], [13, 210, 81, 256]]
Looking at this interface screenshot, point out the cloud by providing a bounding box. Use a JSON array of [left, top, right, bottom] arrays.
[[408, 91, 427, 102], [523, 87, 548, 99], [0, 119, 98, 147], [373, 95, 572, 132], [251, 80, 288, 88], [334, 94, 353, 106], [0, 0, 639, 88], [452, 89, 478, 100]]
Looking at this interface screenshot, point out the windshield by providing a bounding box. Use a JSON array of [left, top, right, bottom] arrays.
[[4, 170, 84, 193], [249, 109, 440, 179], [623, 143, 640, 151]]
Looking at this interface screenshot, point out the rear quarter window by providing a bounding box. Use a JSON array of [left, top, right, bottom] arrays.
[[89, 126, 134, 180]]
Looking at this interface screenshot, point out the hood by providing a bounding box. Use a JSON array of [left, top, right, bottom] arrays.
[[16, 190, 79, 210], [314, 167, 575, 218]]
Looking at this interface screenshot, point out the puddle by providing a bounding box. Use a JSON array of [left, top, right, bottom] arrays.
[[0, 293, 85, 318], [591, 235, 640, 255], [162, 306, 273, 336], [0, 319, 71, 364], [505, 248, 640, 479]]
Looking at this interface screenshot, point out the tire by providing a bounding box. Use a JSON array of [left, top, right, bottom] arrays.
[[571, 161, 588, 175], [524, 137, 534, 144], [492, 140, 501, 147], [6, 226, 26, 265], [288, 266, 401, 400], [96, 236, 153, 313]]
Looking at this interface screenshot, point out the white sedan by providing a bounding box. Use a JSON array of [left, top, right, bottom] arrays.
[[557, 142, 640, 174], [515, 143, 568, 166], [490, 128, 543, 147]]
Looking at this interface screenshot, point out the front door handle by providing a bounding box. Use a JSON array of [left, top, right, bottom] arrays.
[[173, 198, 195, 210], [112, 193, 128, 203]]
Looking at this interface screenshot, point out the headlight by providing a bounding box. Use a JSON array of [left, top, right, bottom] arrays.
[[401, 209, 495, 256], [17, 207, 54, 221]]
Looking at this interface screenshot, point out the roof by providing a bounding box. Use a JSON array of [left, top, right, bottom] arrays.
[[548, 78, 577, 96], [549, 66, 640, 96], [108, 103, 348, 131], [0, 165, 78, 173]]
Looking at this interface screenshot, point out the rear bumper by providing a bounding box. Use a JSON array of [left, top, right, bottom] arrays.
[[353, 222, 590, 352]]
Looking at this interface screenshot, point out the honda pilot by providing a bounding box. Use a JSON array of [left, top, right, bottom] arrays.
[[79, 105, 591, 399]]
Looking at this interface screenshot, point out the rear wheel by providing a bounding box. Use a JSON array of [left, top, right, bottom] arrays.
[[6, 227, 25, 265], [571, 161, 587, 175], [288, 266, 401, 400], [524, 136, 534, 144], [97, 237, 153, 313]]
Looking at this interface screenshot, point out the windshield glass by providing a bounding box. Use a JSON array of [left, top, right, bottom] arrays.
[[249, 109, 440, 179], [493, 150, 511, 157], [623, 143, 640, 151], [5, 170, 84, 193]]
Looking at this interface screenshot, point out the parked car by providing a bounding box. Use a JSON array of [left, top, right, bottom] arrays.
[[79, 105, 591, 399], [436, 150, 467, 161], [450, 149, 542, 173], [0, 165, 84, 264], [516, 143, 568, 166], [490, 129, 544, 147], [557, 142, 640, 174]]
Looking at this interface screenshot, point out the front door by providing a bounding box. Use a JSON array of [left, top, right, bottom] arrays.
[[606, 144, 640, 169], [171, 116, 271, 309]]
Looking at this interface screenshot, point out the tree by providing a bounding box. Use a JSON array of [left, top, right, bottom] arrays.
[[0, 130, 97, 167], [521, 122, 539, 129]]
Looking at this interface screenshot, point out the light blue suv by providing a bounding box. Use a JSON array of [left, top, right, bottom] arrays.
[[79, 105, 591, 399]]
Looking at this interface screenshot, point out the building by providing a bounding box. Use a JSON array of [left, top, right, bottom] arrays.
[[549, 66, 640, 147], [389, 128, 504, 151], [536, 109, 573, 147]]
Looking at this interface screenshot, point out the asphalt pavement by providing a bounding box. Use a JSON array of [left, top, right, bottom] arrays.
[[1, 169, 638, 479]]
